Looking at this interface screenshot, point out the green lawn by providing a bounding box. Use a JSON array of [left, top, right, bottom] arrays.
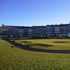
[[0, 38, 70, 70], [15, 39, 70, 51]]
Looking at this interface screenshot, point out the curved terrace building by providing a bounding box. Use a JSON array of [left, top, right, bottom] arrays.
[[0, 23, 70, 37]]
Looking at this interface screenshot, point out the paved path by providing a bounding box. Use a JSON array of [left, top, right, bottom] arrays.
[[5, 39, 70, 54]]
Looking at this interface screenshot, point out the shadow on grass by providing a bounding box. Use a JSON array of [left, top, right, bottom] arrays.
[[54, 41, 70, 43], [20, 41, 53, 47], [11, 46, 14, 47]]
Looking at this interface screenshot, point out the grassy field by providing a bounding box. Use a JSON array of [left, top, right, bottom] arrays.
[[0, 37, 70, 70], [15, 38, 70, 51]]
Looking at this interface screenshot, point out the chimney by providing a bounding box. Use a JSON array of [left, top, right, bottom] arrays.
[[2, 24, 4, 27], [56, 24, 57, 25]]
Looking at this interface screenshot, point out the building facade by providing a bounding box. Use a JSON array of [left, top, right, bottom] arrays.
[[0, 23, 70, 37]]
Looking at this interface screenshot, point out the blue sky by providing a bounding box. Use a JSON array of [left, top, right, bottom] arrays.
[[0, 0, 70, 26]]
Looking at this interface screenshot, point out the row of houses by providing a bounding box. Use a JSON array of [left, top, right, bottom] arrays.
[[0, 23, 70, 37]]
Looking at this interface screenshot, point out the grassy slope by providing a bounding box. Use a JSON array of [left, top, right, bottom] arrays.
[[15, 39, 70, 51], [0, 39, 70, 70]]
